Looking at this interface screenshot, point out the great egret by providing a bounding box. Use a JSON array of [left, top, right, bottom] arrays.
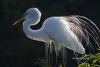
[[13, 8, 100, 55]]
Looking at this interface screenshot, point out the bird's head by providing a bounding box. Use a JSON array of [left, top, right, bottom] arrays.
[[13, 8, 41, 25], [23, 8, 41, 19]]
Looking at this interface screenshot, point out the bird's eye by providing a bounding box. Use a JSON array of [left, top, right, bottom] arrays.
[[22, 12, 28, 17]]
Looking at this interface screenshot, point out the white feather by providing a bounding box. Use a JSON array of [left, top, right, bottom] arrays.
[[14, 8, 100, 55], [43, 17, 85, 54]]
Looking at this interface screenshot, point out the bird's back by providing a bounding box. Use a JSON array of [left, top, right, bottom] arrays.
[[42, 17, 85, 54]]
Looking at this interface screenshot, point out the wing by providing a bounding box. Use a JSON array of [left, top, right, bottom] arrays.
[[44, 17, 85, 54]]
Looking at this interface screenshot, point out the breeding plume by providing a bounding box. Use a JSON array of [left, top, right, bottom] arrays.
[[13, 8, 100, 54]]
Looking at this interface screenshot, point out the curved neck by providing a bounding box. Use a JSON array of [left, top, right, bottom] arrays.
[[23, 19, 49, 42]]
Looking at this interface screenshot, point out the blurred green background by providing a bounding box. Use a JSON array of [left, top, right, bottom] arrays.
[[0, 0, 100, 67]]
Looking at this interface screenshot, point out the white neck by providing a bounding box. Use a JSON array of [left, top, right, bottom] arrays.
[[23, 19, 50, 42]]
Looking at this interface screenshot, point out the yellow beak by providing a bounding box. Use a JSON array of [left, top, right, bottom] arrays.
[[13, 17, 24, 25]]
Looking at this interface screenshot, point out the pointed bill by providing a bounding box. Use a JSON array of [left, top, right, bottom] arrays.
[[13, 17, 24, 25]]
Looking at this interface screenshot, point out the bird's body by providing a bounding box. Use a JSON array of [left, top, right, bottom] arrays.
[[23, 16, 85, 54], [13, 8, 100, 55]]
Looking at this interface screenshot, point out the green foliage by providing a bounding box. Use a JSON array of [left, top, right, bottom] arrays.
[[78, 48, 100, 67], [34, 59, 52, 67], [78, 63, 90, 67]]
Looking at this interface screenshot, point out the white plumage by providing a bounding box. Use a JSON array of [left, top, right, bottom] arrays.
[[43, 17, 85, 54], [13, 8, 100, 54]]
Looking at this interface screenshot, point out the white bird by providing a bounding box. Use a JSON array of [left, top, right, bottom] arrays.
[[13, 8, 100, 54]]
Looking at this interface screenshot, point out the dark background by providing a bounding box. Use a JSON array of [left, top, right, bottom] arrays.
[[0, 0, 100, 67]]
